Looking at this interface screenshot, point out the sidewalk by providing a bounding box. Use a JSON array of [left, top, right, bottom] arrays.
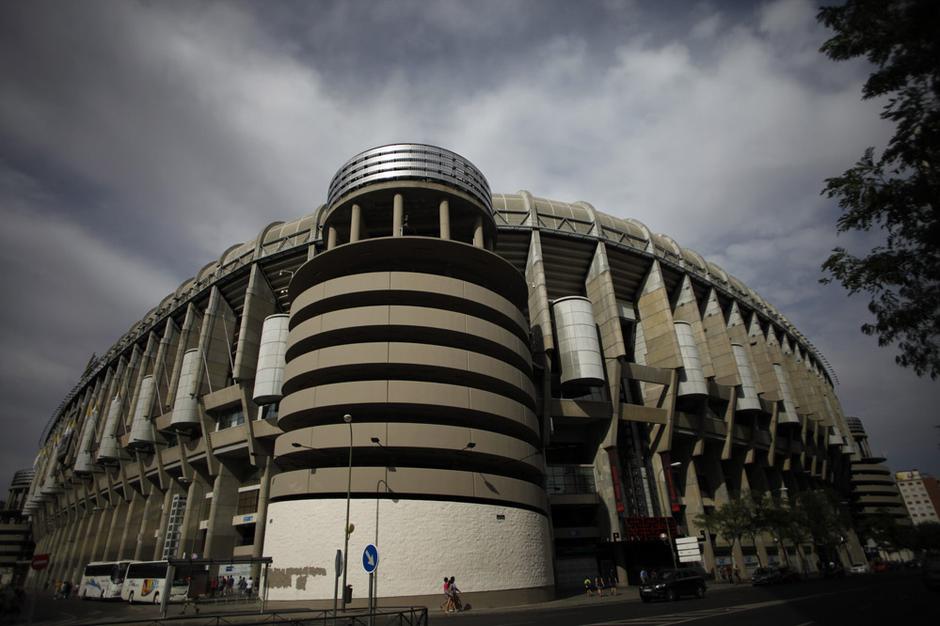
[[431, 581, 744, 617]]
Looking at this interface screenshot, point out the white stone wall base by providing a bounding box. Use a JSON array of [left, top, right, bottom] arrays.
[[263, 498, 554, 601]]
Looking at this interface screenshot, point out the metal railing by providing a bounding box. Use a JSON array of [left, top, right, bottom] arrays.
[[546, 465, 596, 495], [93, 606, 428, 626]]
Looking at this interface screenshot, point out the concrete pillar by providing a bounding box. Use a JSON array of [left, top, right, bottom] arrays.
[[392, 193, 403, 236], [102, 496, 124, 561], [44, 520, 67, 586], [439, 200, 450, 240], [683, 459, 715, 575], [350, 204, 362, 242], [327, 226, 337, 250], [153, 485, 178, 560], [89, 503, 112, 562], [473, 215, 484, 248], [204, 465, 240, 558], [739, 470, 770, 569], [134, 485, 160, 560], [252, 456, 276, 576], [66, 508, 95, 582], [51, 511, 79, 584], [177, 478, 208, 558], [117, 490, 144, 559]]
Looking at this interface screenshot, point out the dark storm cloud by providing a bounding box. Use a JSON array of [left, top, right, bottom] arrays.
[[0, 0, 937, 490]]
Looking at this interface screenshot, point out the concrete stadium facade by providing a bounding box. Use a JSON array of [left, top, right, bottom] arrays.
[[22, 144, 865, 604]]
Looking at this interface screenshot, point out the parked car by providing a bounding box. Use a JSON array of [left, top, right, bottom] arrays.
[[848, 563, 870, 575], [751, 566, 800, 585], [639, 569, 707, 602], [821, 562, 846, 578]]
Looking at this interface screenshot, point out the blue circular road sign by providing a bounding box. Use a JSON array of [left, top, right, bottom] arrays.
[[362, 544, 379, 573]]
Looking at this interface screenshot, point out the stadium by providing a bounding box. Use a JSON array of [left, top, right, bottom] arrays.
[[20, 143, 865, 604]]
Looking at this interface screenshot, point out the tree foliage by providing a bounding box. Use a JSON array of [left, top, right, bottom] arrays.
[[817, 0, 940, 378], [694, 497, 753, 572], [855, 507, 905, 549], [790, 489, 852, 554]]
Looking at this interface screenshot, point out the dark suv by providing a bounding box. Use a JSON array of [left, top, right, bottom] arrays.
[[639, 569, 707, 602]]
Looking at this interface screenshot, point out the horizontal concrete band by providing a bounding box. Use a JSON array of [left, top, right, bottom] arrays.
[[278, 381, 540, 447], [289, 237, 528, 308], [283, 341, 536, 407], [286, 322, 532, 379], [269, 466, 549, 514], [289, 270, 529, 341], [275, 422, 544, 484], [288, 300, 529, 358]]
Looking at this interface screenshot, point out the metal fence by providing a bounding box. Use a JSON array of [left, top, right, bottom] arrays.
[[93, 606, 428, 626]]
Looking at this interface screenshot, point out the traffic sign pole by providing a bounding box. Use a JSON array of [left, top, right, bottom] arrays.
[[362, 544, 379, 626], [368, 572, 374, 626], [333, 549, 342, 626]]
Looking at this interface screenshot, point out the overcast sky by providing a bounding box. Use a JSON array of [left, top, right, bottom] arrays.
[[1, 0, 937, 496]]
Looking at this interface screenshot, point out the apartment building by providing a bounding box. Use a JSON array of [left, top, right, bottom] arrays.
[[896, 470, 940, 525], [1, 469, 35, 586]]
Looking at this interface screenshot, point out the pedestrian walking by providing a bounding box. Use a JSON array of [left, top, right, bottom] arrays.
[[448, 577, 462, 612], [180, 577, 199, 615], [440, 577, 451, 611], [640, 568, 649, 585], [584, 576, 595, 597], [595, 577, 606, 596], [246, 577, 254, 597]]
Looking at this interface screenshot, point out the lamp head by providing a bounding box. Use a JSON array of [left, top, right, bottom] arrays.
[[343, 414, 352, 424], [370, 437, 380, 444]]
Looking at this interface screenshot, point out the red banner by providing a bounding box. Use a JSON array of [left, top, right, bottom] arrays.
[[31, 554, 50, 571]]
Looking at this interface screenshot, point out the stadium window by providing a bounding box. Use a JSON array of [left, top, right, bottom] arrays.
[[236, 490, 259, 516], [215, 406, 245, 431]]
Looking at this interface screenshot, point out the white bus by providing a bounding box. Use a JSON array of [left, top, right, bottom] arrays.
[[79, 561, 133, 600], [121, 561, 191, 604]]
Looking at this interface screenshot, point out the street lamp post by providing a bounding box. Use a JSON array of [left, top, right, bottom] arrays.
[[369, 436, 393, 610], [657, 461, 682, 570], [341, 413, 353, 611]]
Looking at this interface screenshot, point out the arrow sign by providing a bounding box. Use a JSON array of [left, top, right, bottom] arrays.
[[362, 544, 379, 574]]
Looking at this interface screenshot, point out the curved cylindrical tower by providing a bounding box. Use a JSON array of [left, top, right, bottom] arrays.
[[552, 296, 604, 388], [264, 144, 552, 602], [128, 375, 157, 449], [170, 349, 201, 431], [674, 321, 707, 397], [252, 314, 289, 405]]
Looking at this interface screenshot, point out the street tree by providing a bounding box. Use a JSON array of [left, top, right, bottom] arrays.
[[791, 489, 851, 564], [695, 497, 753, 579], [817, 0, 940, 379], [856, 507, 905, 552], [754, 494, 804, 568]]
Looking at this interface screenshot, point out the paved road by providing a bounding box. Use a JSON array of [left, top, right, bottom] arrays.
[[13, 572, 939, 625], [443, 573, 938, 626]]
